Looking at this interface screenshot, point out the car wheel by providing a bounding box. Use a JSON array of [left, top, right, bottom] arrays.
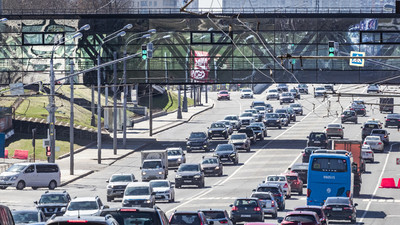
[[371, 158, 374, 163], [260, 136, 264, 141], [169, 196, 174, 203], [16, 180, 25, 190], [205, 148, 210, 152], [187, 149, 191, 153], [341, 136, 344, 139], [175, 184, 181, 188], [355, 120, 358, 124], [107, 196, 113, 202], [299, 188, 303, 195], [199, 182, 205, 188], [267, 97, 269, 100], [280, 102, 282, 105], [32, 187, 38, 190], [234, 158, 239, 165], [48, 180, 57, 190], [350, 217, 356, 224], [246, 147, 250, 152], [0, 187, 6, 190], [272, 212, 277, 219]]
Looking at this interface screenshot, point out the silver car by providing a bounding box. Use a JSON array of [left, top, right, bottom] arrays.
[[324, 123, 344, 139], [364, 136, 384, 152], [250, 192, 278, 218], [266, 89, 280, 100], [362, 145, 375, 163], [167, 147, 186, 167], [149, 179, 175, 203], [200, 209, 234, 225], [370, 129, 390, 144]]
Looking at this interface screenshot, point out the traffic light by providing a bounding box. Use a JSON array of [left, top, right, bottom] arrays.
[[141, 44, 147, 60], [46, 146, 51, 157], [328, 41, 335, 57]]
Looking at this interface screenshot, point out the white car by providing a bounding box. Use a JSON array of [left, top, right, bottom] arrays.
[[363, 136, 384, 152], [265, 175, 292, 199], [166, 147, 186, 167], [239, 112, 255, 127], [149, 179, 175, 203], [314, 87, 326, 97], [367, 84, 380, 93], [240, 88, 254, 98], [361, 145, 375, 163], [64, 196, 106, 216], [266, 89, 280, 100]]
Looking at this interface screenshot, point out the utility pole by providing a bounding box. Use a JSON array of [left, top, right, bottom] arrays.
[[97, 53, 102, 164], [91, 85, 95, 126], [113, 52, 117, 155], [149, 85, 153, 136], [177, 85, 182, 119], [69, 60, 74, 175], [48, 56, 56, 163]]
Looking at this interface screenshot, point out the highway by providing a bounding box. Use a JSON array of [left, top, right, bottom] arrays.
[[2, 84, 400, 225]]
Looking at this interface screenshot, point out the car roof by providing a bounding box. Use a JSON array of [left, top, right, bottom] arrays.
[[70, 197, 98, 202], [42, 191, 69, 195], [47, 216, 112, 223], [172, 210, 202, 214], [126, 182, 150, 187], [286, 211, 318, 216], [258, 183, 280, 188], [199, 209, 226, 212], [101, 207, 159, 214], [294, 205, 322, 210], [282, 172, 299, 176], [149, 179, 169, 183]]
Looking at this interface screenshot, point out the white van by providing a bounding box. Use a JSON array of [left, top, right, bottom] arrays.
[[122, 182, 155, 208], [0, 163, 60, 190]]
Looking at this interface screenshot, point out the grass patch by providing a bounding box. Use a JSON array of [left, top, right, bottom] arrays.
[[140, 90, 194, 113], [5, 134, 91, 161]]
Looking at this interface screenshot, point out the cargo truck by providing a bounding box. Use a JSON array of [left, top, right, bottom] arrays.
[[332, 140, 364, 197], [380, 97, 394, 114], [140, 150, 168, 182]]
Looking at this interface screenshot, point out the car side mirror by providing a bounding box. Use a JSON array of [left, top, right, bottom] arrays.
[[106, 180, 109, 183], [278, 219, 283, 223], [103, 205, 110, 209], [134, 179, 138, 182], [163, 166, 165, 169], [183, 153, 186, 156], [262, 180, 265, 183], [174, 170, 178, 172], [207, 127, 210, 129], [343, 127, 345, 129], [34, 201, 38, 205], [209, 221, 214, 225], [229, 204, 233, 207], [354, 203, 358, 207], [307, 136, 309, 138], [388, 133, 390, 135], [186, 138, 188, 140], [151, 192, 156, 195], [361, 126, 363, 129], [140, 167, 142, 169], [324, 127, 326, 128]]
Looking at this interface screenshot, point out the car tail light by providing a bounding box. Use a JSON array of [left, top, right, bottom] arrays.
[[271, 201, 275, 207], [364, 142, 367, 145], [220, 220, 228, 224], [338, 129, 342, 131], [120, 208, 138, 212], [350, 108, 354, 110], [384, 135, 387, 138], [378, 142, 382, 145], [344, 206, 352, 210], [361, 108, 365, 110], [346, 190, 350, 197], [324, 206, 332, 210], [398, 120, 400, 122], [232, 206, 238, 211], [386, 119, 390, 121], [307, 189, 311, 197], [277, 193, 282, 197], [341, 115, 344, 117], [67, 220, 88, 223], [284, 183, 288, 188], [254, 207, 261, 211]]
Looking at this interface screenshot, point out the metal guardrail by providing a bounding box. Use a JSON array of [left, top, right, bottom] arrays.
[[1, 7, 394, 15]]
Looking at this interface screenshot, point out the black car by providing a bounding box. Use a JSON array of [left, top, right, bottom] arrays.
[[230, 198, 264, 224], [35, 190, 71, 217], [208, 122, 229, 139], [213, 144, 239, 165], [47, 216, 119, 225], [279, 92, 295, 105], [201, 156, 223, 176], [361, 122, 380, 139], [246, 125, 265, 140], [0, 205, 14, 225], [276, 108, 296, 122], [169, 210, 211, 225], [302, 147, 320, 163], [289, 163, 309, 184], [186, 132, 210, 152], [175, 163, 205, 188], [297, 84, 309, 94], [322, 197, 357, 223], [238, 128, 257, 144], [385, 113, 400, 128], [341, 110, 357, 124], [100, 207, 169, 225], [350, 103, 366, 116], [307, 132, 328, 149], [263, 113, 282, 129]]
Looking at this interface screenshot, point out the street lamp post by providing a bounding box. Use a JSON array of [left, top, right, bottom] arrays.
[[48, 25, 89, 163], [97, 24, 132, 164]]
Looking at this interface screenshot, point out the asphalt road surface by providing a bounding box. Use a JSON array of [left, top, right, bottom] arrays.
[[2, 84, 400, 225]]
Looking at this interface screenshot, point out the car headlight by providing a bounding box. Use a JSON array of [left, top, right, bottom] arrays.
[[123, 199, 129, 204], [222, 130, 226, 133], [10, 175, 18, 181], [215, 166, 220, 170], [276, 120, 280, 122], [142, 171, 146, 175], [186, 141, 191, 145], [158, 171, 164, 175], [146, 200, 151, 203], [203, 141, 208, 145], [177, 158, 182, 162], [175, 174, 182, 178], [194, 175, 201, 179], [107, 185, 113, 189], [230, 153, 236, 157]]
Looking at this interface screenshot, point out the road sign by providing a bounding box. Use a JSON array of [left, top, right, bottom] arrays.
[[397, 158, 400, 165], [349, 51, 365, 67]]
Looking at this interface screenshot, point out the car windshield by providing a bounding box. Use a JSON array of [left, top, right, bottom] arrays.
[[211, 123, 225, 128], [248, 126, 261, 130], [251, 193, 272, 200], [364, 124, 379, 129], [275, 109, 286, 114], [290, 104, 301, 107], [202, 211, 226, 219], [326, 198, 350, 205], [190, 132, 206, 138], [316, 87, 325, 91], [178, 164, 199, 172], [125, 186, 150, 196], [6, 164, 26, 172], [230, 134, 247, 140], [254, 106, 266, 111], [327, 124, 341, 128], [67, 201, 98, 211], [282, 93, 292, 97], [278, 114, 287, 118], [216, 145, 233, 152], [309, 133, 326, 140], [235, 199, 258, 207], [290, 89, 296, 92], [286, 176, 297, 181], [295, 208, 322, 217], [387, 114, 400, 119], [39, 194, 68, 204], [142, 161, 162, 169], [170, 214, 200, 225], [224, 116, 238, 120], [365, 136, 381, 141], [12, 211, 40, 224], [202, 158, 218, 164], [110, 175, 133, 182], [266, 114, 279, 118], [240, 113, 253, 117], [168, 150, 182, 156], [219, 91, 228, 94], [371, 130, 385, 134], [105, 211, 159, 225], [242, 89, 252, 93], [267, 176, 286, 181], [285, 215, 316, 223], [269, 89, 278, 93], [245, 110, 257, 114], [343, 111, 354, 115], [257, 187, 279, 194], [218, 121, 230, 126], [150, 181, 169, 188]]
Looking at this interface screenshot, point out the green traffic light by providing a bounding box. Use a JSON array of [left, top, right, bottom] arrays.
[[329, 53, 335, 57], [142, 55, 147, 60]]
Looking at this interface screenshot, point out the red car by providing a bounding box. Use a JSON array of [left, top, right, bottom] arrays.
[[217, 90, 230, 100], [283, 172, 303, 195], [294, 206, 329, 225], [279, 211, 321, 225]]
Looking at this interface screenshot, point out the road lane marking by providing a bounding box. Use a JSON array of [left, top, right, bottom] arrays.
[[359, 143, 398, 223]]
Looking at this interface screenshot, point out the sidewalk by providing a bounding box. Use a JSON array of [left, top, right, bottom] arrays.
[[57, 100, 214, 186]]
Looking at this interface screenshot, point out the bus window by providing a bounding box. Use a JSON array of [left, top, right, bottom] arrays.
[[311, 158, 347, 172]]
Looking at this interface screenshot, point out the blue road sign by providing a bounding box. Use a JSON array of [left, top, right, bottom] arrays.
[[0, 133, 5, 158], [349, 51, 365, 67]]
